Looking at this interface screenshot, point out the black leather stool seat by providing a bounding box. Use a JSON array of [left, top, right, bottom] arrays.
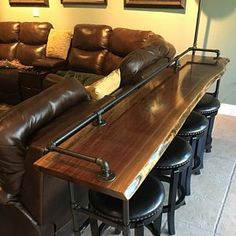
[[152, 137, 192, 235], [89, 175, 164, 223], [89, 175, 165, 236], [155, 137, 192, 170], [194, 94, 220, 115], [178, 111, 208, 137]]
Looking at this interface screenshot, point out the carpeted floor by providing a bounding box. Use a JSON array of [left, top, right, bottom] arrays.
[[82, 114, 236, 236]]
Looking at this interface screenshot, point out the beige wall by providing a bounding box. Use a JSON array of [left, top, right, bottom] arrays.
[[0, 0, 236, 104]]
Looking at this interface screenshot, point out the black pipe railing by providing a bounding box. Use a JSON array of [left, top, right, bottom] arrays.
[[48, 145, 116, 182], [47, 46, 220, 182]]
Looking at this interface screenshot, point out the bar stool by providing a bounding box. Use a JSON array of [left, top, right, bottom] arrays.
[[88, 175, 165, 236], [151, 136, 192, 235], [194, 93, 220, 152], [177, 111, 208, 197]]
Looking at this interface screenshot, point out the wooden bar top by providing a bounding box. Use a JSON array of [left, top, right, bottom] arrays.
[[34, 55, 229, 200]]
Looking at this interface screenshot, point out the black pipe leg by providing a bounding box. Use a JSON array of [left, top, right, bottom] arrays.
[[168, 170, 179, 235], [122, 200, 130, 236], [90, 218, 99, 236], [135, 226, 144, 236], [68, 182, 81, 236]]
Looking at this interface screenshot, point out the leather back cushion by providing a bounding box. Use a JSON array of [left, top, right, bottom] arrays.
[[16, 43, 46, 65], [0, 22, 20, 43], [0, 43, 18, 60], [103, 28, 155, 75], [69, 48, 107, 74], [0, 22, 20, 60], [19, 22, 52, 45], [16, 22, 52, 65], [72, 24, 111, 50], [69, 25, 155, 76], [0, 78, 89, 195], [69, 24, 112, 74], [109, 28, 154, 57]]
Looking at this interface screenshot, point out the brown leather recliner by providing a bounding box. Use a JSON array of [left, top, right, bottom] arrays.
[[0, 22, 67, 106], [0, 77, 93, 236], [0, 22, 53, 104], [44, 24, 176, 89]]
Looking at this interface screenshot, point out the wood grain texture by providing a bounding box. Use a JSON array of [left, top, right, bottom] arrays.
[[34, 55, 229, 200]]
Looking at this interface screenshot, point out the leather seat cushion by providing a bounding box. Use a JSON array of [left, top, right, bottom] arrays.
[[194, 94, 220, 114], [178, 111, 209, 136], [155, 137, 192, 169], [56, 70, 103, 86], [89, 175, 164, 223]]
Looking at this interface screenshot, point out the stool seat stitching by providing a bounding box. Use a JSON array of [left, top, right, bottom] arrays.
[[178, 129, 207, 136], [155, 159, 190, 170], [200, 110, 219, 115], [90, 204, 164, 224]]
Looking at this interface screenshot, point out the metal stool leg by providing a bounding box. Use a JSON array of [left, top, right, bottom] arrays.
[[197, 131, 207, 169], [185, 161, 193, 196], [122, 200, 130, 236], [205, 115, 216, 153], [152, 213, 162, 236], [190, 138, 201, 175]]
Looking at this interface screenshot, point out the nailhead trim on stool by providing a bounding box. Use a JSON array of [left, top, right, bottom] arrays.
[[194, 93, 220, 152], [88, 175, 165, 236], [151, 136, 192, 235]]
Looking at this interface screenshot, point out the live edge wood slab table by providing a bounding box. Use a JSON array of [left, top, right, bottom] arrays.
[[34, 55, 229, 203]]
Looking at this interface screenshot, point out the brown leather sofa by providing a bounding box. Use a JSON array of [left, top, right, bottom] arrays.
[[0, 23, 176, 236], [0, 77, 96, 236], [44, 24, 176, 90], [0, 22, 65, 105]]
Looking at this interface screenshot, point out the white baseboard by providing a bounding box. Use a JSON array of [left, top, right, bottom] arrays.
[[219, 103, 236, 116]]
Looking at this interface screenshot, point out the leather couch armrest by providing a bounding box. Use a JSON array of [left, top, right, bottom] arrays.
[[0, 78, 90, 195], [33, 57, 66, 69], [120, 34, 176, 85]]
